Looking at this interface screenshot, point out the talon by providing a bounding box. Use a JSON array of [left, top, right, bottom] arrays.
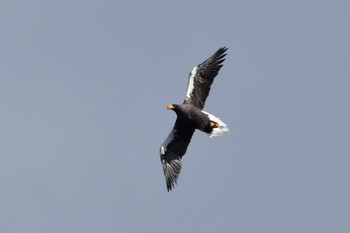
[[210, 120, 219, 128]]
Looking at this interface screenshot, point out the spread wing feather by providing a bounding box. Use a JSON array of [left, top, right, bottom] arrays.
[[184, 47, 228, 109], [160, 120, 195, 191]]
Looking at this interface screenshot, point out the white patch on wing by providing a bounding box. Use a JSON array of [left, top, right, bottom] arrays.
[[185, 66, 198, 100], [160, 128, 176, 155], [202, 110, 229, 137]]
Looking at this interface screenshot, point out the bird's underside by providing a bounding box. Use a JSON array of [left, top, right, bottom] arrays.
[[160, 47, 229, 191]]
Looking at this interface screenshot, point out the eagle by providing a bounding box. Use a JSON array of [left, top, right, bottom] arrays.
[[160, 47, 229, 191]]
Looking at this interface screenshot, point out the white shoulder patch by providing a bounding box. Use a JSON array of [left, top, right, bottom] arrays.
[[160, 128, 176, 155], [185, 66, 198, 99]]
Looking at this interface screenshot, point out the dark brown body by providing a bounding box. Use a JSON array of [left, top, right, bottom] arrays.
[[168, 104, 213, 134]]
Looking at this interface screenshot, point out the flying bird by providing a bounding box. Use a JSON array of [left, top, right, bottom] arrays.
[[160, 47, 229, 191]]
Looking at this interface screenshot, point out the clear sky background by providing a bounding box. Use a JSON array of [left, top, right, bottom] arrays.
[[1, 0, 349, 232]]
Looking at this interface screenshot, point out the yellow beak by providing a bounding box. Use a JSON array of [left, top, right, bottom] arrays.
[[167, 104, 175, 110]]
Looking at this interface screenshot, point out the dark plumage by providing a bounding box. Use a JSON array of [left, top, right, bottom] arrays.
[[160, 47, 229, 191]]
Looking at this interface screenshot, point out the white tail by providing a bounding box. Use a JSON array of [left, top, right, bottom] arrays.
[[202, 111, 229, 137]]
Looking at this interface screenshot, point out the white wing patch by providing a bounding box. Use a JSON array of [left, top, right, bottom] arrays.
[[202, 110, 229, 137], [160, 128, 176, 155], [185, 66, 198, 100]]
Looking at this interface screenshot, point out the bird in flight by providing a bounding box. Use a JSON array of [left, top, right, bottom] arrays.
[[160, 47, 229, 191]]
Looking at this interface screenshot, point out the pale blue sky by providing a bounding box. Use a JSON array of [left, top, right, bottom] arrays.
[[1, 0, 349, 232]]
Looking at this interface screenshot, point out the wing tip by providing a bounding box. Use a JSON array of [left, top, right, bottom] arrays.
[[162, 157, 182, 192], [165, 173, 178, 192], [215, 47, 228, 60], [196, 47, 228, 73], [166, 180, 176, 192], [218, 46, 228, 52]]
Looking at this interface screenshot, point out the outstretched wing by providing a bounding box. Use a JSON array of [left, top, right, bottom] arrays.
[[160, 120, 195, 191], [184, 47, 228, 109]]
